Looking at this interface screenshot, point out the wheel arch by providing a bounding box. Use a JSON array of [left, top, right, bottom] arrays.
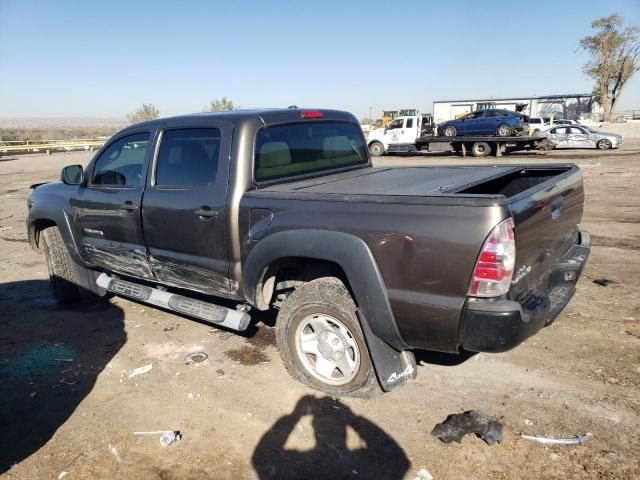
[[242, 230, 407, 351]]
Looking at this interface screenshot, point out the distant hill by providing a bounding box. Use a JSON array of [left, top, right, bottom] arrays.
[[0, 117, 127, 129]]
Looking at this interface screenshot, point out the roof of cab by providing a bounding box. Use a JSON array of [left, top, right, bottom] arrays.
[[120, 108, 357, 132]]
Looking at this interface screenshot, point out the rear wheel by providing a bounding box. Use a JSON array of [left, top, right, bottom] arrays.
[[443, 126, 457, 137], [497, 124, 512, 137], [275, 278, 378, 397], [471, 142, 491, 157], [368, 141, 384, 157], [42, 227, 81, 303], [597, 138, 612, 150]]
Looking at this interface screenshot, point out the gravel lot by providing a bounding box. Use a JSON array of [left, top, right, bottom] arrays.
[[1, 142, 639, 479]]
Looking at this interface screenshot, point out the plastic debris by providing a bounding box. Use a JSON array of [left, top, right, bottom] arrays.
[[134, 430, 181, 446], [184, 352, 208, 365], [431, 410, 502, 446], [521, 433, 591, 445], [593, 278, 615, 287], [128, 364, 153, 378], [412, 468, 433, 480], [59, 471, 69, 479]]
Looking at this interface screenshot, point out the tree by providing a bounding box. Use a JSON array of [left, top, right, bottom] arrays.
[[127, 104, 160, 123], [580, 14, 640, 121], [205, 97, 235, 111]]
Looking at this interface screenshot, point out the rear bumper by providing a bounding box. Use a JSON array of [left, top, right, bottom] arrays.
[[460, 231, 590, 353]]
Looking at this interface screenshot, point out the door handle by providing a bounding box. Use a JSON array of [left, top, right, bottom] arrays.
[[194, 207, 218, 218], [120, 202, 138, 212]]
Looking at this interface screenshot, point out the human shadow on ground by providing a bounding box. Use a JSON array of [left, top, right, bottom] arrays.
[[0, 280, 126, 473], [252, 395, 410, 480]]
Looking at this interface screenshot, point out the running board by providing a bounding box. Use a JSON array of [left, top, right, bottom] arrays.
[[96, 273, 250, 332]]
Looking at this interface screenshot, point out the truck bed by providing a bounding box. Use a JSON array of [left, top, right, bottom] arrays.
[[255, 164, 577, 202]]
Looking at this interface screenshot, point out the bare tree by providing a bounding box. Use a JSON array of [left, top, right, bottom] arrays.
[[205, 97, 235, 112], [127, 104, 160, 123], [580, 14, 640, 121]]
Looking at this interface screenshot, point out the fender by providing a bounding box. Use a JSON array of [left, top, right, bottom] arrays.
[[27, 183, 107, 297], [243, 229, 408, 352]]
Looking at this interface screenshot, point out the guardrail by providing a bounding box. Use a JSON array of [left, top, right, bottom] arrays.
[[0, 138, 107, 154]]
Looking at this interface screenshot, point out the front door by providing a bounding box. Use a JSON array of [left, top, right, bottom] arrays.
[[72, 130, 154, 278], [141, 123, 233, 297], [568, 126, 593, 147]]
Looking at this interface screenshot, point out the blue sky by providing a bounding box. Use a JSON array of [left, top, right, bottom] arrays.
[[1, 0, 639, 119]]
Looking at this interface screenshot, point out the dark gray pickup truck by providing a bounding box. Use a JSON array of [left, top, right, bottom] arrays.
[[27, 108, 590, 396]]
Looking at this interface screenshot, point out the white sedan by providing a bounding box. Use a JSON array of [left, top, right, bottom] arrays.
[[543, 125, 623, 150]]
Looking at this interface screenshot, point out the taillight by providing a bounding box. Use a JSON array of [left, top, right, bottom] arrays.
[[469, 218, 516, 297]]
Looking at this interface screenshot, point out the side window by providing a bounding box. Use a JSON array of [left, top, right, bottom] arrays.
[[569, 127, 585, 134], [92, 132, 150, 187], [387, 119, 403, 130], [406, 118, 414, 128], [155, 128, 221, 187], [555, 127, 568, 134]]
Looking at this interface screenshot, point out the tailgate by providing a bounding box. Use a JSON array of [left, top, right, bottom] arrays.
[[507, 166, 584, 300]]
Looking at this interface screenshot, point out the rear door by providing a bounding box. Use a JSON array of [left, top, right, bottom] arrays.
[[72, 130, 154, 278], [141, 122, 233, 296], [549, 127, 570, 148]]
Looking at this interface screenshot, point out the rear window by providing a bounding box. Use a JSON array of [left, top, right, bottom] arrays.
[[254, 122, 368, 182]]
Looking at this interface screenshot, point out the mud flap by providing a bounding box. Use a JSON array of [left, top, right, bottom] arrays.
[[357, 309, 417, 392]]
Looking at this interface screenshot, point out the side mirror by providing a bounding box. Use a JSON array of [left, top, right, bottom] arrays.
[[61, 165, 84, 185]]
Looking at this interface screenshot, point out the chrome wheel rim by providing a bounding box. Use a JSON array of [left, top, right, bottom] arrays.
[[598, 139, 610, 149], [294, 314, 360, 385], [370, 144, 382, 155], [445, 127, 455, 136], [498, 125, 510, 136]]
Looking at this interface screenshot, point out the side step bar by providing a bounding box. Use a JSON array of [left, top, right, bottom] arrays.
[[96, 273, 250, 332]]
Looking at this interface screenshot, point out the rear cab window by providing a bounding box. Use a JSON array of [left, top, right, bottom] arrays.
[[254, 122, 368, 183]]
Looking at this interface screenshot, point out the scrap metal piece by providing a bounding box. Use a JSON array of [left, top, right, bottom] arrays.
[[521, 433, 591, 445], [431, 410, 503, 446]]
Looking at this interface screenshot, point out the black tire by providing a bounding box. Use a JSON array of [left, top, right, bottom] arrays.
[[368, 141, 384, 157], [443, 125, 457, 137], [42, 227, 81, 303], [597, 138, 612, 150], [275, 278, 378, 397], [497, 124, 512, 137], [471, 142, 491, 157]]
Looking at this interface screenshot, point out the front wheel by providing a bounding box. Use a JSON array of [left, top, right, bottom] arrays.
[[597, 138, 612, 150], [275, 278, 378, 397], [497, 124, 512, 137], [42, 227, 81, 303], [368, 141, 385, 157]]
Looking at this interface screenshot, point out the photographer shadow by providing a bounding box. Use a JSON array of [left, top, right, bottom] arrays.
[[252, 395, 409, 480]]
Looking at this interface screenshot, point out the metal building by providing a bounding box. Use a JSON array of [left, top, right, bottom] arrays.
[[432, 94, 600, 123]]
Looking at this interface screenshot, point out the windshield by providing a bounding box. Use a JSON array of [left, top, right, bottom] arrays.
[[582, 126, 597, 133], [254, 122, 368, 182]]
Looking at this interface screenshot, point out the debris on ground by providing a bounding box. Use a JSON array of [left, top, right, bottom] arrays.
[[134, 430, 182, 446], [593, 278, 615, 287], [163, 325, 176, 332], [431, 410, 503, 445], [128, 364, 153, 378], [58, 471, 69, 479], [184, 351, 208, 365], [412, 468, 433, 480], [521, 433, 592, 446]]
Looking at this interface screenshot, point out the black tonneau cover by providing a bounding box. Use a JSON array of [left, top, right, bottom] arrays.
[[260, 166, 518, 196]]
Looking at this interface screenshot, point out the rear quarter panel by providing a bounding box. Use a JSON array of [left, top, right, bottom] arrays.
[[240, 195, 506, 352]]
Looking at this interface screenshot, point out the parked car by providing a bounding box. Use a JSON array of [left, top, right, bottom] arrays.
[[438, 109, 529, 137], [528, 117, 548, 133], [27, 108, 590, 397], [543, 125, 623, 150]]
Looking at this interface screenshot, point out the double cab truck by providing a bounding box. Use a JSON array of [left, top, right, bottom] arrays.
[[27, 108, 590, 397], [367, 114, 552, 158]]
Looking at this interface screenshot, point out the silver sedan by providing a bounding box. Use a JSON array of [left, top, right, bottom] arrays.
[[543, 125, 623, 150]]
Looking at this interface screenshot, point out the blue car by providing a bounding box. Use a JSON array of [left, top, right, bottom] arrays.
[[438, 109, 529, 137]]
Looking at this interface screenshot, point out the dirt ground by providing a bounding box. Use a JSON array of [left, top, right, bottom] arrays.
[[1, 141, 639, 480]]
